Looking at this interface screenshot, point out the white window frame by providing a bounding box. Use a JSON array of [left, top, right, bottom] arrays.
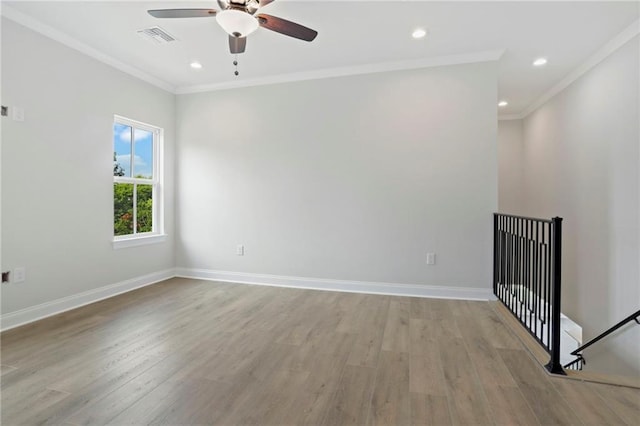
[[112, 115, 166, 249]]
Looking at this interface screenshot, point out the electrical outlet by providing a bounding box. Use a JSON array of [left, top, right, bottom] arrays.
[[12, 106, 25, 122], [426, 253, 436, 265], [236, 245, 244, 256], [13, 267, 26, 283]]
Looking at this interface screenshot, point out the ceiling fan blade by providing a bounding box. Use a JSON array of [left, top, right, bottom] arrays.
[[259, 0, 276, 7], [256, 14, 317, 42], [229, 35, 247, 54], [148, 9, 217, 19], [217, 1, 228, 10]]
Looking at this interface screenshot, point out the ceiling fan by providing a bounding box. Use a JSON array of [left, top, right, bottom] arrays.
[[148, 0, 318, 55]]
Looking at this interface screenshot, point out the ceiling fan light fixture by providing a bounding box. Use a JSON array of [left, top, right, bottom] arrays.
[[216, 9, 259, 37]]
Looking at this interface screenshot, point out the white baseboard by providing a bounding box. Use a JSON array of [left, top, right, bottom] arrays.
[[0, 269, 175, 332], [1, 268, 493, 332], [175, 268, 494, 301]]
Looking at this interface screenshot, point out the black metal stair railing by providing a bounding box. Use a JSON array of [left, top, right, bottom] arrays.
[[563, 310, 640, 371], [493, 213, 565, 375], [563, 354, 585, 371]]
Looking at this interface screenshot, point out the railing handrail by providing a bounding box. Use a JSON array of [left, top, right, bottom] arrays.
[[571, 309, 640, 356], [493, 212, 553, 224], [493, 213, 565, 375]]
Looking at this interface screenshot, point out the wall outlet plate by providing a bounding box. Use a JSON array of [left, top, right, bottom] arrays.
[[12, 107, 24, 122], [426, 253, 436, 265], [13, 267, 26, 283]]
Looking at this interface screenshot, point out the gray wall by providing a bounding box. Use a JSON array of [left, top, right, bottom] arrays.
[[1, 18, 176, 314], [497, 119, 524, 214], [176, 62, 498, 289], [512, 36, 639, 376]]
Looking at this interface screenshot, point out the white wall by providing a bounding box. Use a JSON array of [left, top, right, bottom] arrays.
[[1, 19, 176, 315], [521, 36, 639, 376], [176, 62, 498, 291], [497, 119, 525, 214]]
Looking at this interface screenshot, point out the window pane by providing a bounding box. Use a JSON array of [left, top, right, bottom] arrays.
[[113, 123, 132, 177], [134, 129, 153, 179], [137, 184, 153, 233], [114, 183, 134, 236]]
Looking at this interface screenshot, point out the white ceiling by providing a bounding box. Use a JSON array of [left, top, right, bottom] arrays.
[[3, 1, 639, 118]]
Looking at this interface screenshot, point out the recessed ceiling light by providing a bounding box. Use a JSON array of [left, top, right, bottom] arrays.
[[533, 57, 548, 67], [190, 61, 203, 69], [412, 28, 427, 39], [498, 100, 508, 107]]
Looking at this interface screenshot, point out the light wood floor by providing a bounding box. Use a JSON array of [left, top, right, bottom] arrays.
[[1, 278, 638, 425]]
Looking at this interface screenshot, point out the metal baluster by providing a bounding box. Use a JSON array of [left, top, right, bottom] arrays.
[[531, 221, 540, 337], [525, 219, 531, 328], [546, 217, 565, 374]]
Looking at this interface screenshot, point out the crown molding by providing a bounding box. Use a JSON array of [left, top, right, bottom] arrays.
[[498, 114, 525, 121], [520, 19, 639, 119], [1, 4, 176, 94], [175, 49, 505, 94], [1, 2, 503, 97]]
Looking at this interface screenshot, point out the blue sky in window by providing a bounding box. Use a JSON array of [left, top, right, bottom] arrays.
[[113, 123, 153, 178]]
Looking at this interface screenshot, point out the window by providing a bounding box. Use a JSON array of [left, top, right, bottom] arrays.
[[112, 116, 165, 248]]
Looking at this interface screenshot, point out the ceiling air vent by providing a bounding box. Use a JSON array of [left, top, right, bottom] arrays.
[[137, 27, 177, 44]]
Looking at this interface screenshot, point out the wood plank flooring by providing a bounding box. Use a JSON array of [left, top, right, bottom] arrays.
[[1, 277, 638, 425]]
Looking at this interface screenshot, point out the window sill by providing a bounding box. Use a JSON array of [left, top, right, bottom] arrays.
[[112, 234, 167, 250]]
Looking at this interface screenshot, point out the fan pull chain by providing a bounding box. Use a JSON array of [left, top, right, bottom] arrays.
[[233, 55, 239, 76]]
